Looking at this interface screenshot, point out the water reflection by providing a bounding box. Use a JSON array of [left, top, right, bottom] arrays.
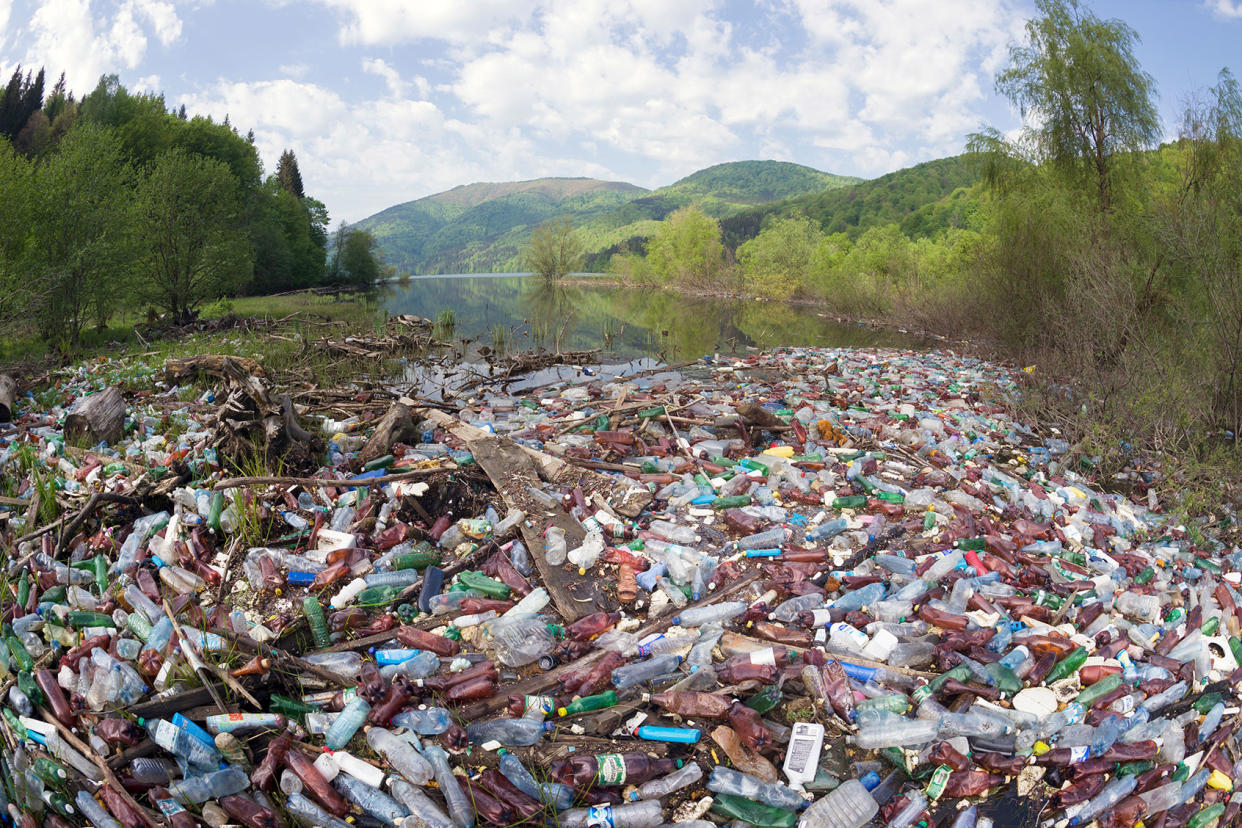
[[380, 274, 927, 362]]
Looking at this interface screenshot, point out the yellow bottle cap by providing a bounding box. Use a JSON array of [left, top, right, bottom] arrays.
[[1208, 769, 1233, 791], [1032, 741, 1050, 755], [557, 707, 568, 717]]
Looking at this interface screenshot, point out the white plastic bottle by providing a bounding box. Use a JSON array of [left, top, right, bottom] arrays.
[[798, 778, 878, 828]]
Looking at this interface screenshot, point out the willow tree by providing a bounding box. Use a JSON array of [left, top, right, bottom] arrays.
[[988, 0, 1160, 213]]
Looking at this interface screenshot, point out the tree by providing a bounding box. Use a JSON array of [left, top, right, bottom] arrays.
[[989, 0, 1160, 212], [276, 149, 305, 199], [133, 150, 252, 322], [646, 206, 729, 287], [30, 123, 136, 349], [0, 66, 45, 143], [737, 214, 826, 299], [524, 216, 582, 281], [0, 142, 36, 335], [340, 228, 381, 291]]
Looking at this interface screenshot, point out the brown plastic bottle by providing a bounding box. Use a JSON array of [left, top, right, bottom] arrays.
[[95, 717, 145, 748], [1050, 774, 1107, 807], [445, 676, 498, 703], [250, 734, 289, 791], [751, 621, 813, 646], [1101, 740, 1158, 762], [396, 625, 461, 656], [917, 606, 970, 632], [368, 675, 415, 726], [943, 771, 1004, 798], [647, 691, 733, 719], [568, 612, 621, 642], [975, 752, 1025, 776], [460, 597, 515, 614], [422, 660, 497, 692], [563, 651, 625, 698], [715, 662, 779, 685], [722, 508, 763, 535], [285, 748, 350, 816], [357, 660, 387, 703], [99, 785, 148, 828], [478, 769, 544, 821], [461, 777, 515, 825], [617, 564, 638, 603], [728, 701, 772, 751], [221, 794, 278, 828], [553, 753, 682, 789], [34, 668, 74, 726], [482, 551, 532, 598], [927, 741, 972, 772]]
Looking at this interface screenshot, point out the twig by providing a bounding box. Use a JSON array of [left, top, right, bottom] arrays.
[[55, 491, 141, 557], [212, 465, 457, 491]]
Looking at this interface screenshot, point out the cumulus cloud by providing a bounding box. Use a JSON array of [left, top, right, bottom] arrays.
[[310, 0, 537, 45], [22, 0, 183, 91], [1206, 0, 1242, 17], [362, 57, 407, 98]]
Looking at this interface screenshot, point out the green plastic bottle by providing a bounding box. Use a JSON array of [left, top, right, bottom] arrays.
[[875, 490, 905, 503], [355, 584, 403, 608], [302, 596, 331, 648], [65, 611, 116, 629], [557, 690, 618, 717], [1193, 692, 1224, 715], [744, 685, 783, 715], [208, 491, 225, 532], [1074, 673, 1122, 707], [270, 694, 318, 718], [855, 694, 909, 715], [710, 793, 797, 828], [1045, 646, 1088, 684], [954, 537, 986, 551], [832, 495, 867, 510], [16, 672, 43, 707], [1186, 803, 1225, 828], [712, 495, 751, 509], [984, 662, 1023, 696], [457, 571, 510, 599], [393, 550, 440, 571]]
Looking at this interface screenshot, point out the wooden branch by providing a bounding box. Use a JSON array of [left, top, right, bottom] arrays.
[[211, 465, 456, 491]]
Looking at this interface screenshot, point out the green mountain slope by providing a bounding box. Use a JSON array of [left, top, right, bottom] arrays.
[[358, 161, 860, 275], [720, 155, 983, 248]]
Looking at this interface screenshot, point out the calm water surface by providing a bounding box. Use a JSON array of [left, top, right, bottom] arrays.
[[380, 274, 927, 365]]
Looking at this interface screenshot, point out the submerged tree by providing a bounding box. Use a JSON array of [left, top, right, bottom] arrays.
[[524, 216, 582, 281]]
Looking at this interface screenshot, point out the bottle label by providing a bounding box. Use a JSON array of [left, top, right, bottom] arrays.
[[156, 797, 187, 816], [636, 634, 664, 657], [927, 765, 951, 800], [596, 753, 627, 786], [749, 648, 777, 667], [586, 805, 615, 828], [1114, 694, 1135, 713], [810, 609, 834, 627], [1068, 745, 1090, 763], [527, 695, 555, 715]]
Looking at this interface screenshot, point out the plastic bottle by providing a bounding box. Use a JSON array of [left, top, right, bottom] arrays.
[[885, 790, 928, 828], [708, 766, 806, 810], [422, 743, 475, 828], [390, 779, 456, 828], [496, 748, 575, 810], [334, 773, 409, 823], [167, 766, 249, 804], [612, 654, 682, 690], [1068, 775, 1136, 825], [633, 761, 703, 800], [145, 718, 220, 770], [676, 601, 746, 627], [391, 707, 453, 735], [849, 718, 939, 749], [797, 778, 878, 828], [557, 800, 664, 828], [545, 526, 567, 565], [324, 695, 370, 750], [367, 729, 434, 785], [465, 717, 550, 747], [285, 792, 354, 828], [568, 530, 605, 572]]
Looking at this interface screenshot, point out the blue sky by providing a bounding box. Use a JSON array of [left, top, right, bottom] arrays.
[[2, 0, 1240, 223]]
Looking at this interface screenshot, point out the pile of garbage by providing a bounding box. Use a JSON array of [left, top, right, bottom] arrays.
[[0, 344, 1238, 828]]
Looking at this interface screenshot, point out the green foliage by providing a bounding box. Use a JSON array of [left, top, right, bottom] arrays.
[[992, 0, 1161, 212], [524, 216, 583, 281], [133, 149, 252, 321], [737, 214, 825, 300], [721, 156, 983, 249], [326, 224, 383, 291], [0, 66, 44, 142], [30, 123, 137, 349], [643, 206, 730, 289], [276, 149, 305, 199]]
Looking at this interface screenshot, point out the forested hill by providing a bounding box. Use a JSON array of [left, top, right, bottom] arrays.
[[356, 160, 859, 275], [720, 154, 983, 248]]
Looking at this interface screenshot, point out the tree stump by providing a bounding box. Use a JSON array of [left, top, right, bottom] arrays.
[[65, 386, 125, 445], [0, 374, 16, 422], [359, 402, 419, 464]]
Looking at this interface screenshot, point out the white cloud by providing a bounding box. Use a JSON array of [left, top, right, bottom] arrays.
[[0, 1, 12, 48], [22, 0, 184, 92], [362, 57, 407, 98], [279, 63, 308, 78], [1207, 0, 1242, 17], [310, 0, 537, 45]]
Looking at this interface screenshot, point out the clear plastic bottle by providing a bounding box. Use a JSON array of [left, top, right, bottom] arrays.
[[708, 766, 805, 810], [145, 719, 220, 770], [633, 761, 703, 800], [390, 779, 456, 828], [557, 800, 664, 828], [798, 778, 878, 828], [650, 520, 697, 545], [75, 790, 123, 828], [167, 766, 249, 804], [771, 593, 824, 623], [885, 790, 928, 828], [544, 526, 567, 565], [1069, 775, 1136, 826], [367, 729, 434, 785], [497, 748, 575, 810], [379, 650, 441, 681], [391, 707, 454, 735], [676, 601, 746, 628], [324, 695, 371, 750], [612, 654, 682, 690], [333, 772, 409, 823], [465, 717, 550, 747], [849, 718, 939, 749], [489, 618, 556, 667], [285, 791, 354, 828], [422, 743, 475, 828]]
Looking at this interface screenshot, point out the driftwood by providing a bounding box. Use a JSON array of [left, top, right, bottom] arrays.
[[211, 466, 455, 491], [164, 354, 266, 382], [64, 385, 125, 445], [359, 401, 420, 465], [0, 373, 15, 422]]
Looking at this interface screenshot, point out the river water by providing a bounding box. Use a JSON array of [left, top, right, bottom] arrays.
[[379, 274, 927, 365]]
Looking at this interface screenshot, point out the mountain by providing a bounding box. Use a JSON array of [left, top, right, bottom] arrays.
[[357, 161, 861, 275], [721, 155, 984, 249]]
